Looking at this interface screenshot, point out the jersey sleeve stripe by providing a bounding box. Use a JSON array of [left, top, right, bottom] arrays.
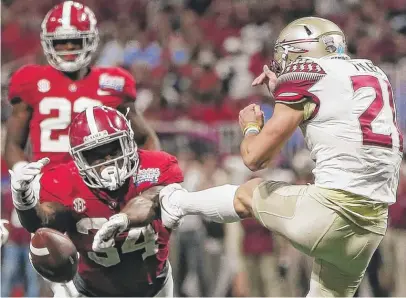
[[274, 79, 321, 120]]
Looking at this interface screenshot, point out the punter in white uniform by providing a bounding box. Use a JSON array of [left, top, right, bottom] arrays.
[[94, 17, 404, 297]]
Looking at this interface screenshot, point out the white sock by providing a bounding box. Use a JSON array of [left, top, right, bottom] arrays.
[[176, 184, 241, 223]]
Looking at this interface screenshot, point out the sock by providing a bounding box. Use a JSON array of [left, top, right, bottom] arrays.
[[175, 184, 241, 223]]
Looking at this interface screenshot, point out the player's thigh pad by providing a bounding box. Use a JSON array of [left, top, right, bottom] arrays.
[[307, 205, 383, 297], [307, 221, 383, 297], [252, 182, 339, 255]]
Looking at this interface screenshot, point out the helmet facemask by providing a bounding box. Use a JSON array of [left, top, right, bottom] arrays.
[[41, 28, 99, 72], [272, 17, 347, 76], [272, 40, 316, 76], [70, 130, 138, 191]]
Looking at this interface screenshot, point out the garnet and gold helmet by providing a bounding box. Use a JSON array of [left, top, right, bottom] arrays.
[[272, 17, 347, 75]]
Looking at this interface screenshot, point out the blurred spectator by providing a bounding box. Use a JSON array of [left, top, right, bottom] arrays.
[[239, 219, 283, 297], [1, 183, 40, 297], [215, 37, 254, 100], [123, 30, 162, 68], [380, 161, 406, 296], [171, 151, 209, 297]]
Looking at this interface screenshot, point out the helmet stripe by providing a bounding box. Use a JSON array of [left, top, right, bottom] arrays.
[[85, 107, 99, 135], [62, 1, 73, 29]]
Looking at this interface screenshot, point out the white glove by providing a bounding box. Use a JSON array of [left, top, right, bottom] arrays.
[[0, 219, 9, 247], [92, 213, 129, 252], [9, 158, 50, 210], [159, 183, 187, 229]]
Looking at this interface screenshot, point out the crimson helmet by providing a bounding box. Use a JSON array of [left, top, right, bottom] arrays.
[[69, 106, 138, 190], [41, 1, 99, 72]]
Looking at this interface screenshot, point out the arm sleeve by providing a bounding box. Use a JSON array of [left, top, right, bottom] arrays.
[[274, 79, 319, 104], [274, 60, 325, 105]]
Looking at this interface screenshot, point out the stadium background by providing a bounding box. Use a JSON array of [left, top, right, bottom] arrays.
[[1, 0, 405, 296]]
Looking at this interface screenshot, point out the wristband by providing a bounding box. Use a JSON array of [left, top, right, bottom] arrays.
[[244, 127, 260, 136], [12, 186, 38, 211], [243, 123, 261, 136]]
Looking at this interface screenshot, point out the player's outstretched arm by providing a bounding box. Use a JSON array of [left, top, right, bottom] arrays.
[[92, 186, 164, 251], [9, 158, 72, 233], [122, 185, 164, 227], [118, 98, 161, 151], [16, 202, 71, 233], [4, 100, 32, 170]]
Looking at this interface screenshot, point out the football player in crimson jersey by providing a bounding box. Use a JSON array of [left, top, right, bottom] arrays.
[[5, 1, 160, 177], [10, 106, 181, 297]]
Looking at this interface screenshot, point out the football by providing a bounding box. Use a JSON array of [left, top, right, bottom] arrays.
[[29, 228, 78, 283]]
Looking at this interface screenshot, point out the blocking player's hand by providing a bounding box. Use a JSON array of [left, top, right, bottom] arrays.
[[0, 219, 9, 247], [92, 213, 129, 252], [9, 158, 50, 210], [9, 158, 50, 192], [251, 64, 278, 94]]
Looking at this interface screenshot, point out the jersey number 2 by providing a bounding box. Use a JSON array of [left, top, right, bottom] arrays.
[[76, 218, 159, 267], [39, 97, 102, 152], [351, 75, 403, 150]]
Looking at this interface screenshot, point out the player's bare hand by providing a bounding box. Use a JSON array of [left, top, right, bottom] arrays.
[[9, 158, 50, 192], [92, 213, 129, 252], [251, 65, 277, 93], [239, 104, 264, 133]]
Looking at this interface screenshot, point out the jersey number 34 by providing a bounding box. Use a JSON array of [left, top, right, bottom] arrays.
[[77, 217, 159, 267]]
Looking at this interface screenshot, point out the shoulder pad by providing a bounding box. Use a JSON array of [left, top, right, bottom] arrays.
[[95, 67, 136, 99], [276, 58, 326, 88], [8, 65, 43, 103]]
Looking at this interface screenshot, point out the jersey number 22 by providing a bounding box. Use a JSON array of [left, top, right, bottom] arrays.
[[39, 97, 102, 152]]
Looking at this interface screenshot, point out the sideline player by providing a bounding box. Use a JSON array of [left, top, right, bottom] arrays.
[[5, 1, 159, 175], [10, 106, 180, 297], [97, 17, 403, 297]]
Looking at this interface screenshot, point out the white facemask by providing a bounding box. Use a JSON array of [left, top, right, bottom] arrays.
[[99, 165, 128, 191]]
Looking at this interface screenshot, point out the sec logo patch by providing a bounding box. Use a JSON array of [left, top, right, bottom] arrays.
[[73, 198, 87, 213], [37, 79, 50, 93]]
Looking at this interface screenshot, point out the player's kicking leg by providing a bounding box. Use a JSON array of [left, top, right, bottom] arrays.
[[160, 181, 384, 297]]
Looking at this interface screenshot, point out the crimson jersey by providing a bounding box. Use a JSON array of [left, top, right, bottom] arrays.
[[38, 150, 183, 296], [8, 64, 136, 166]]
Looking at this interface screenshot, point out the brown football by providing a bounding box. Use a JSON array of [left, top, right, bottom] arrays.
[[29, 228, 78, 283]]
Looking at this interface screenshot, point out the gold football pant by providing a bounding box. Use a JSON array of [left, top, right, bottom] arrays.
[[252, 182, 385, 297]]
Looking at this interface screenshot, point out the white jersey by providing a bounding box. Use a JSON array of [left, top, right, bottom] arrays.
[[274, 56, 403, 204]]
